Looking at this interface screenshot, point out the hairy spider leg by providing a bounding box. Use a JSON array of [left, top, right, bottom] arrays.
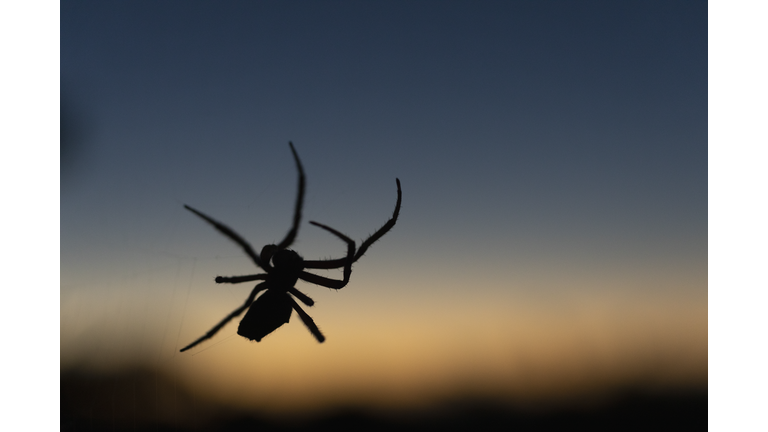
[[179, 282, 269, 352], [354, 178, 401, 262], [288, 296, 325, 342], [302, 221, 356, 270], [302, 178, 401, 271], [183, 142, 305, 273], [288, 287, 315, 306], [184, 205, 267, 270], [297, 221, 356, 289], [275, 141, 305, 252], [215, 274, 268, 284]]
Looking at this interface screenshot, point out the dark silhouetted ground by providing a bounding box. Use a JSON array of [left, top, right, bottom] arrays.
[[61, 368, 706, 431]]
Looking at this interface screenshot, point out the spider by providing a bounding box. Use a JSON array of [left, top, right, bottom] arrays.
[[179, 142, 401, 352]]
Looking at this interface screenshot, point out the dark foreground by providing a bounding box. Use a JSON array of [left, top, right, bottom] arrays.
[[61, 368, 706, 432]]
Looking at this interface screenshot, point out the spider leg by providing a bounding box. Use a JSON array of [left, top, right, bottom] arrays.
[[303, 221, 356, 270], [301, 258, 348, 269], [354, 178, 401, 262], [179, 282, 269, 352], [288, 296, 325, 343], [302, 178, 400, 269], [184, 205, 266, 270], [215, 274, 268, 284], [289, 287, 315, 306], [298, 271, 351, 290], [299, 221, 356, 289], [275, 142, 305, 251]]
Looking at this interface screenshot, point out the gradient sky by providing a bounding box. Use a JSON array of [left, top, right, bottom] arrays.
[[60, 0, 707, 418]]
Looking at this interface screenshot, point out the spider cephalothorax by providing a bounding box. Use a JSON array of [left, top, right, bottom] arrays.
[[180, 142, 401, 352], [268, 249, 304, 287]]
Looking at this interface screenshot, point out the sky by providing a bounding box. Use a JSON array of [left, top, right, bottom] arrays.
[[59, 0, 707, 425]]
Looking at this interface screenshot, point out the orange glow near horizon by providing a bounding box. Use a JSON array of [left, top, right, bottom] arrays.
[[171, 293, 705, 416], [61, 262, 707, 417]]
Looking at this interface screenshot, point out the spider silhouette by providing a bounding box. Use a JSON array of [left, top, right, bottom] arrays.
[[179, 142, 401, 352]]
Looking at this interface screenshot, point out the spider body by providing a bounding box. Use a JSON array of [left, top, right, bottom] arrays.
[[179, 142, 401, 352], [239, 289, 293, 342], [238, 249, 304, 342]]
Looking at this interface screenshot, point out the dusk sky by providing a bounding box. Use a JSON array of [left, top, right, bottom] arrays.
[[57, 0, 708, 427]]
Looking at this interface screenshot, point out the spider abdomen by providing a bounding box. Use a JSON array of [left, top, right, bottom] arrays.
[[238, 289, 292, 342]]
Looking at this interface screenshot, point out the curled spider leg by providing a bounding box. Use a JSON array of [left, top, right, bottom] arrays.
[[354, 178, 401, 262], [275, 141, 306, 251], [301, 258, 348, 269], [288, 296, 325, 343], [179, 282, 269, 352], [298, 272, 351, 290], [302, 221, 356, 270], [215, 274, 269, 284], [299, 221, 355, 289], [184, 205, 265, 270], [289, 287, 315, 306], [302, 178, 401, 271], [298, 221, 356, 289]]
